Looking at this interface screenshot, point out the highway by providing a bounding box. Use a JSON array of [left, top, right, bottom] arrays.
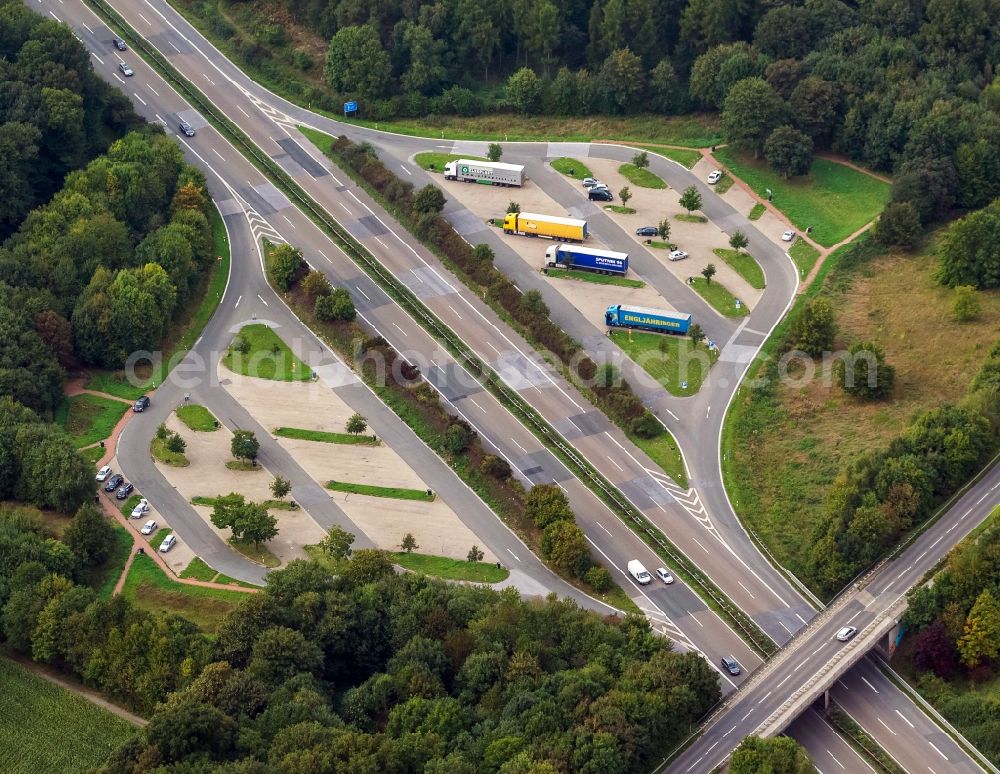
[[40, 0, 995, 769]]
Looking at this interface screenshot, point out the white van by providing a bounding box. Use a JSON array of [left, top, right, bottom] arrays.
[[159, 533, 177, 552], [627, 560, 652, 584]]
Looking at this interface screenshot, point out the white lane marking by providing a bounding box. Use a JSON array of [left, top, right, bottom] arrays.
[[138, 11, 151, 24], [401, 165, 411, 175], [876, 718, 896, 736], [212, 148, 225, 162], [811, 645, 825, 657], [607, 456, 625, 472], [774, 673, 793, 690], [826, 750, 845, 770], [339, 202, 352, 215], [147, 83, 159, 96], [392, 322, 407, 337], [894, 709, 914, 729], [82, 22, 94, 33], [737, 581, 756, 599], [355, 286, 371, 302], [487, 341, 502, 357], [511, 438, 527, 454], [686, 756, 705, 772], [447, 304, 463, 320], [722, 725, 737, 738], [113, 72, 125, 84], [237, 105, 250, 118], [91, 52, 105, 65], [282, 215, 295, 228], [926, 742, 948, 762], [740, 709, 753, 722], [375, 236, 387, 248], [665, 408, 680, 421], [844, 610, 862, 625], [779, 620, 793, 634], [797, 658, 810, 670], [706, 406, 711, 418], [470, 398, 485, 412], [837, 680, 849, 690], [234, 295, 242, 308], [861, 677, 879, 694], [757, 691, 772, 704], [48, 10, 60, 20], [506, 548, 520, 562], [133, 93, 147, 106], [692, 537, 709, 553], [796, 613, 808, 625], [596, 522, 613, 536], [203, 72, 215, 86], [169, 41, 180, 54], [317, 249, 329, 261], [256, 295, 268, 306]]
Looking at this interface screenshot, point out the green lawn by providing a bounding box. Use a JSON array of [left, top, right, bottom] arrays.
[[326, 480, 435, 501], [80, 446, 106, 465], [545, 268, 645, 289], [120, 554, 249, 634], [192, 495, 295, 511], [636, 145, 703, 169], [274, 426, 379, 445], [690, 277, 750, 317], [147, 528, 170, 551], [714, 174, 735, 194], [713, 248, 765, 289], [0, 657, 137, 773], [222, 324, 313, 381], [748, 203, 766, 220], [632, 434, 687, 488], [605, 205, 637, 214], [176, 404, 218, 432], [230, 540, 280, 568], [151, 435, 189, 467], [789, 240, 822, 279], [214, 574, 261, 588], [712, 148, 890, 247], [83, 523, 133, 599], [225, 460, 261, 471], [179, 557, 217, 581], [648, 240, 674, 250], [392, 551, 509, 582], [609, 329, 717, 397], [618, 163, 667, 189], [414, 152, 486, 172], [54, 393, 127, 449], [551, 157, 592, 179], [120, 494, 142, 518], [676, 213, 708, 223]]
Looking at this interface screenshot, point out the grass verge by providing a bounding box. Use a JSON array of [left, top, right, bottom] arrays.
[[606, 205, 637, 214], [274, 426, 379, 445], [712, 148, 890, 247], [225, 460, 260, 471], [545, 268, 645, 289], [151, 436, 189, 467], [618, 163, 666, 189], [120, 554, 249, 633], [80, 446, 106, 465], [714, 174, 735, 194], [634, 145, 703, 168], [176, 404, 218, 432], [392, 551, 510, 583], [147, 528, 170, 550], [690, 277, 750, 317], [230, 540, 280, 568], [0, 657, 136, 773], [676, 213, 707, 223], [748, 203, 766, 220], [414, 151, 485, 172], [192, 495, 296, 511], [179, 557, 216, 581], [119, 495, 142, 518], [633, 435, 688, 489], [326, 480, 435, 501], [54, 394, 127, 449], [713, 248, 765, 289], [223, 323, 313, 381], [609, 330, 716, 397], [552, 157, 592, 179], [789, 240, 821, 280]]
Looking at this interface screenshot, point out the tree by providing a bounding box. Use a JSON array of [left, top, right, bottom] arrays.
[[952, 286, 982, 322], [521, 289, 548, 317], [789, 297, 836, 356], [679, 185, 702, 214], [789, 77, 842, 144], [345, 413, 367, 436], [721, 77, 787, 157], [599, 48, 646, 114], [891, 157, 958, 225], [834, 341, 895, 400], [632, 151, 649, 169], [473, 244, 494, 263], [912, 621, 960, 678], [541, 520, 589, 575], [729, 230, 749, 253], [619, 186, 632, 208], [413, 184, 446, 214], [231, 430, 259, 463], [506, 68, 542, 114], [955, 139, 1000, 210], [324, 25, 391, 100], [267, 244, 305, 292], [730, 736, 812, 774], [487, 144, 503, 162], [270, 475, 291, 500], [688, 323, 705, 347], [166, 432, 186, 454], [401, 533, 418, 553], [506, 201, 521, 214], [480, 454, 511, 480], [211, 494, 278, 547], [701, 264, 716, 284], [657, 218, 671, 242], [649, 58, 680, 113], [315, 288, 356, 322], [302, 270, 332, 298], [585, 566, 612, 592], [63, 503, 115, 566], [958, 589, 1000, 668], [467, 545, 484, 563], [525, 484, 574, 528], [764, 126, 813, 178], [874, 202, 922, 249], [319, 525, 355, 562], [444, 422, 474, 455], [937, 199, 1000, 288]]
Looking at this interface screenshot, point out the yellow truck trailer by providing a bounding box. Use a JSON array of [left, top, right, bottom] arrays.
[[502, 212, 588, 242]]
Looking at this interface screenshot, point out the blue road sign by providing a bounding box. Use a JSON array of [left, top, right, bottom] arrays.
[[344, 100, 358, 115]]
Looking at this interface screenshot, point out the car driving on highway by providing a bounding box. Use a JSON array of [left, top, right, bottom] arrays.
[[721, 656, 741, 675], [836, 626, 857, 642]]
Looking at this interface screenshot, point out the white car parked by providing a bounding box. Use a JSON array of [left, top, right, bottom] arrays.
[[140, 519, 157, 535], [669, 250, 689, 261], [781, 230, 796, 242], [159, 533, 177, 552], [707, 170, 723, 184], [95, 465, 112, 482], [131, 499, 150, 519]]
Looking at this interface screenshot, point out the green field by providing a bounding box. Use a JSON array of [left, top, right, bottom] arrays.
[[326, 480, 435, 501], [0, 657, 137, 773], [414, 152, 486, 172], [618, 163, 666, 189], [748, 203, 766, 220], [392, 551, 510, 583], [551, 157, 592, 179], [176, 404, 218, 431], [609, 330, 716, 397], [712, 148, 890, 247], [223, 324, 313, 381], [179, 557, 217, 581], [632, 434, 687, 488], [636, 145, 702, 168], [713, 248, 765, 289], [274, 426, 379, 445], [120, 554, 249, 634], [54, 394, 127, 449], [789, 240, 822, 279], [80, 446, 106, 465], [690, 277, 750, 317]]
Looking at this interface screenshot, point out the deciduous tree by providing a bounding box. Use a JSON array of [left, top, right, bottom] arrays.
[[722, 77, 787, 157], [764, 126, 813, 178], [679, 185, 702, 214]]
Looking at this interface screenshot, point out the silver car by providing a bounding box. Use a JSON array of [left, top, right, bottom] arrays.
[[140, 519, 157, 535], [836, 626, 857, 642], [118, 62, 134, 77]]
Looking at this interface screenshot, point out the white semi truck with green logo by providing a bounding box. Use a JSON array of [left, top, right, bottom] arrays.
[[444, 159, 525, 187]]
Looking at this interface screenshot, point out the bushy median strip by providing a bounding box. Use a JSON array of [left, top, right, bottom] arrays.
[[86, 0, 773, 654], [326, 480, 435, 501]]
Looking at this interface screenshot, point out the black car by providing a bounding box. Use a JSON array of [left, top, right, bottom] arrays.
[[115, 482, 134, 500], [721, 657, 741, 676], [113, 37, 127, 51], [635, 226, 658, 237], [178, 121, 196, 137], [133, 395, 150, 413], [589, 188, 613, 201], [104, 473, 124, 493]]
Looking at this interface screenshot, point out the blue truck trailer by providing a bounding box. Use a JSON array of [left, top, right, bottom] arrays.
[[604, 304, 692, 335], [545, 244, 629, 275]]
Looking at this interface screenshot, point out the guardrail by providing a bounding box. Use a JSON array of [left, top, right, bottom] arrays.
[[83, 0, 776, 657]]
